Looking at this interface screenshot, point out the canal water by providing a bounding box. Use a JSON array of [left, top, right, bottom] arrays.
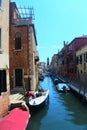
[[26, 77, 87, 130]]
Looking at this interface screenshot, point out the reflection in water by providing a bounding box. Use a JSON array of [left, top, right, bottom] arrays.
[[59, 93, 87, 125], [26, 77, 87, 130], [26, 104, 49, 130]]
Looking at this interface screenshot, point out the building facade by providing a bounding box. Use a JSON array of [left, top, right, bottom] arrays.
[[9, 2, 39, 92], [50, 54, 58, 74], [55, 36, 87, 79], [76, 44, 87, 84], [67, 36, 87, 78], [60, 42, 69, 77], [0, 0, 10, 117]]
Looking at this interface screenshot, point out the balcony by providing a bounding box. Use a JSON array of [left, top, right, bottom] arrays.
[[67, 50, 72, 55], [14, 6, 34, 26]]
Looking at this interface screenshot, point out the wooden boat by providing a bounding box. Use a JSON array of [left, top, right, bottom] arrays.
[[27, 88, 49, 110], [0, 106, 30, 130], [56, 83, 70, 92]]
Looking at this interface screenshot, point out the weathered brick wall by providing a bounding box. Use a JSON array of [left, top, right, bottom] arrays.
[[9, 25, 30, 90], [0, 92, 9, 118], [9, 3, 38, 91]]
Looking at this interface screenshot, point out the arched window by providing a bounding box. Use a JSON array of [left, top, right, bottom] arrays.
[[15, 32, 21, 50]]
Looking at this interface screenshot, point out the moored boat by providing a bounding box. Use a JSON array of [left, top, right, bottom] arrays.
[[39, 74, 45, 81], [51, 75, 59, 85], [56, 83, 70, 93], [53, 78, 59, 85], [0, 107, 30, 130], [26, 88, 49, 110]]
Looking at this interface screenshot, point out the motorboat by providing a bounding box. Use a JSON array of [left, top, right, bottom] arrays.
[[56, 83, 70, 92], [26, 88, 49, 110]]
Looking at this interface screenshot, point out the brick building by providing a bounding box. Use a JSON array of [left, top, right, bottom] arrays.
[[76, 44, 87, 84], [50, 54, 58, 74], [56, 36, 87, 79], [67, 36, 87, 78], [9, 2, 39, 92], [60, 42, 68, 76]]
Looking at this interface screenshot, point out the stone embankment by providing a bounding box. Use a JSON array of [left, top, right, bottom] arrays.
[[58, 75, 87, 102]]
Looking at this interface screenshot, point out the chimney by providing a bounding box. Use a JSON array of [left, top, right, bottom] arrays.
[[63, 41, 66, 46]]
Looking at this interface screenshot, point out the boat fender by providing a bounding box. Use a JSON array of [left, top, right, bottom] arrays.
[[27, 91, 34, 97], [21, 102, 29, 111]]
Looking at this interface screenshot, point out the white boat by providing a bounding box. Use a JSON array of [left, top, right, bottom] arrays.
[[27, 89, 49, 110], [56, 83, 70, 92]]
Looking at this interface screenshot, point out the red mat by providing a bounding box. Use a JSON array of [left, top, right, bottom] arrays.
[[0, 108, 30, 130]]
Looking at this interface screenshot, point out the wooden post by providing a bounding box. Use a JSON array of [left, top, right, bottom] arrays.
[[83, 84, 86, 101], [79, 85, 81, 94], [23, 81, 29, 106]]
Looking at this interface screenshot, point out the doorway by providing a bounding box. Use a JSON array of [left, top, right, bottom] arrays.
[[0, 70, 6, 94], [15, 69, 23, 87]]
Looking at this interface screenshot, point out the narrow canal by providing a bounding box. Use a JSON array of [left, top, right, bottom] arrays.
[[26, 77, 87, 130]]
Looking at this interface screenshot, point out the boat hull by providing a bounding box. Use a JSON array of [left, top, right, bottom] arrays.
[[29, 96, 49, 110], [28, 90, 49, 110]]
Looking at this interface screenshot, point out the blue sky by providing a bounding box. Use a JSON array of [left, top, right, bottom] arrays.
[[11, 0, 87, 62]]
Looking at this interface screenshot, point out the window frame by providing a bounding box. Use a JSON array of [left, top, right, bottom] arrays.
[[15, 32, 22, 50], [0, 70, 7, 95], [15, 69, 23, 87], [0, 0, 2, 8]]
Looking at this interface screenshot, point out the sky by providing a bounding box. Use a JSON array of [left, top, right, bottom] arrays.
[[11, 0, 87, 63]]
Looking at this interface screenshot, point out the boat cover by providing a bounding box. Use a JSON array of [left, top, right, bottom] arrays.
[[0, 108, 30, 130]]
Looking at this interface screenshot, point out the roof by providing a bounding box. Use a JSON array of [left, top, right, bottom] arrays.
[[10, 2, 37, 45], [14, 18, 32, 26]]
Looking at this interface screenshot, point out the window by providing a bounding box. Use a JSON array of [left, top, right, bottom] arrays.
[[15, 32, 21, 50], [76, 57, 79, 64], [86, 52, 87, 62], [0, 0, 1, 8], [62, 60, 64, 65], [84, 53, 86, 62], [0, 70, 7, 95], [69, 44, 72, 51], [80, 55, 82, 64], [15, 69, 23, 87]]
